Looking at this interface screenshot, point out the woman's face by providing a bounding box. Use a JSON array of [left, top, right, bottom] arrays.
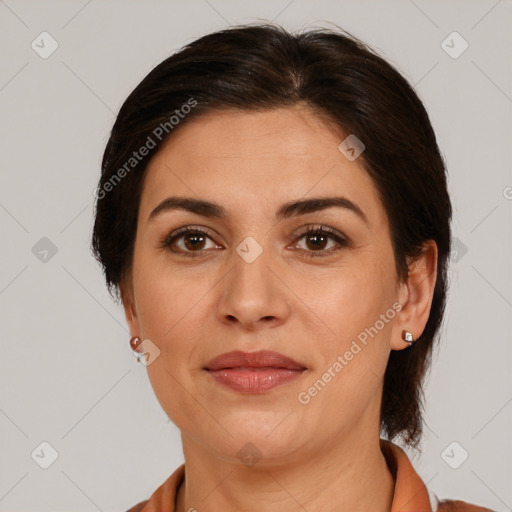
[[122, 106, 421, 464]]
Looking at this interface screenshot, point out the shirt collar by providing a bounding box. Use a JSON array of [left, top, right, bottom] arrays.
[[380, 439, 433, 511], [141, 439, 433, 512]]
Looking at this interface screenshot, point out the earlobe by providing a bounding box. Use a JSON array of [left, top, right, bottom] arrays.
[[390, 241, 438, 351]]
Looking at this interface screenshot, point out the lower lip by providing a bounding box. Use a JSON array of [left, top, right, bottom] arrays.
[[206, 368, 305, 393]]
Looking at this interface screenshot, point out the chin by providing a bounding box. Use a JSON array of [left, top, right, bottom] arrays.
[[209, 415, 306, 461]]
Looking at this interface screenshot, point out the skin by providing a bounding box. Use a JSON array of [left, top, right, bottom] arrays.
[[121, 104, 438, 512]]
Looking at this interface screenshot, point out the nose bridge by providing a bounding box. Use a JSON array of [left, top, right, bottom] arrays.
[[230, 234, 274, 298]]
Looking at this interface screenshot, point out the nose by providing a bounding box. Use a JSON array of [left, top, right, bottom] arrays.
[[217, 244, 291, 331]]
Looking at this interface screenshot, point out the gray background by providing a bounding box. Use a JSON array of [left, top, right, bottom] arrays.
[[1, 0, 511, 511]]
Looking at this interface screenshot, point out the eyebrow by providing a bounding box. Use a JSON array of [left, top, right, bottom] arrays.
[[148, 195, 369, 226]]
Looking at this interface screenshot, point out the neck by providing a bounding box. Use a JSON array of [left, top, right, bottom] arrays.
[[175, 433, 395, 512]]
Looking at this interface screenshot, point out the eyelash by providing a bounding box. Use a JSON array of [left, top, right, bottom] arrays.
[[158, 225, 349, 259]]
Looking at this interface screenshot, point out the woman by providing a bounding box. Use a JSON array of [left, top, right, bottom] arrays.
[[92, 24, 493, 512]]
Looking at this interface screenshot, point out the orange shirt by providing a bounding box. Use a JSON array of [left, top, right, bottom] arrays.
[[126, 440, 493, 512]]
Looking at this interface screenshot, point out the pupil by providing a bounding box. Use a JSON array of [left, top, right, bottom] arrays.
[[183, 233, 328, 252], [186, 234, 205, 250], [307, 234, 326, 250]]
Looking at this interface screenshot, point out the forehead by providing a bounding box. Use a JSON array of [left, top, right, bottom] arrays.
[[156, 106, 347, 164], [139, 107, 385, 229]]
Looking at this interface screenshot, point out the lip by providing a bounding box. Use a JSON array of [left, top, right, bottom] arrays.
[[205, 350, 306, 371], [204, 350, 307, 393]]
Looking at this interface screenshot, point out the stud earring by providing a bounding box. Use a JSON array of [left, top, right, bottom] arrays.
[[130, 336, 141, 351], [402, 330, 415, 347]]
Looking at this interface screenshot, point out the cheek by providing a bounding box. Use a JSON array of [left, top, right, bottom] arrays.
[[308, 256, 395, 379], [316, 258, 392, 329], [296, 271, 394, 428], [133, 267, 210, 418], [133, 258, 214, 362]]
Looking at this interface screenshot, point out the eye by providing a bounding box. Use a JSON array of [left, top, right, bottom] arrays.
[[292, 225, 349, 258], [159, 226, 221, 256], [159, 224, 349, 258]]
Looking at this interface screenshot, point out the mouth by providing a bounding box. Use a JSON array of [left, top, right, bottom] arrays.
[[204, 350, 307, 372], [204, 350, 307, 393]]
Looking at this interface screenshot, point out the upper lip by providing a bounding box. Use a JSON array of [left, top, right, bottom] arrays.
[[204, 350, 307, 371]]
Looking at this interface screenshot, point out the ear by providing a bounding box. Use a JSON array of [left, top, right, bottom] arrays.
[[119, 269, 142, 345], [390, 240, 438, 351]]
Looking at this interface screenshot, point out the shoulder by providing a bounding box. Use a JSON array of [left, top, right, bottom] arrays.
[[122, 464, 185, 512], [124, 499, 149, 512], [436, 498, 495, 511], [380, 439, 494, 512]]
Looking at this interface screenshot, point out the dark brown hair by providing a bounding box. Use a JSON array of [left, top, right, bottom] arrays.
[[92, 23, 452, 448]]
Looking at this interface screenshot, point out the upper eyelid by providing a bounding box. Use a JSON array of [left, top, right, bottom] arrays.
[[163, 224, 348, 248]]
